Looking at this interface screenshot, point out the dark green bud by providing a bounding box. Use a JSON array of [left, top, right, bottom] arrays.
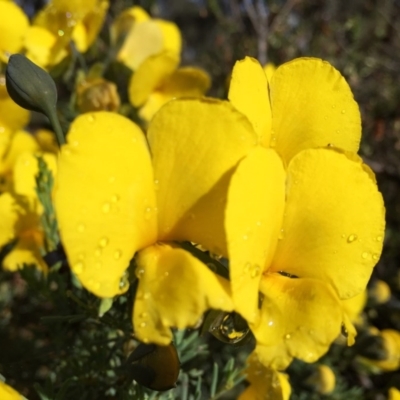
[[6, 54, 65, 146], [6, 54, 57, 115]]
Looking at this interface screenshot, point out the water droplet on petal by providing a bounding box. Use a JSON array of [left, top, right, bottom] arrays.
[[114, 250, 122, 260], [140, 312, 148, 318], [372, 253, 379, 260], [243, 234, 248, 240], [87, 114, 96, 122], [285, 333, 291, 340], [362, 252, 369, 259], [94, 248, 102, 257], [140, 322, 146, 328], [341, 109, 346, 114], [376, 236, 383, 242], [278, 229, 285, 240], [58, 29, 64, 36], [244, 263, 251, 273], [144, 207, 152, 220], [347, 234, 357, 243], [143, 292, 151, 300], [250, 264, 261, 278], [74, 262, 84, 274], [77, 223, 85, 233], [102, 202, 111, 213], [98, 237, 109, 247], [111, 194, 120, 203]]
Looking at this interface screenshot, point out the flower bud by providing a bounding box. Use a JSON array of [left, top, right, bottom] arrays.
[[6, 54, 57, 115], [306, 364, 336, 395]]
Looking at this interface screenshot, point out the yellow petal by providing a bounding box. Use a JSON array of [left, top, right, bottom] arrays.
[[239, 353, 291, 400], [0, 1, 29, 61], [54, 112, 157, 298], [52, 0, 99, 15], [134, 243, 233, 345], [270, 148, 385, 299], [118, 19, 181, 71], [373, 330, 400, 371], [0, 83, 30, 132], [139, 66, 211, 121], [226, 147, 285, 323], [263, 62, 276, 83], [0, 192, 18, 247], [13, 152, 58, 200], [147, 98, 257, 256], [253, 274, 343, 369], [34, 129, 58, 153], [270, 58, 361, 163], [0, 381, 23, 400], [228, 57, 271, 147], [24, 26, 62, 69], [305, 364, 336, 395], [341, 290, 367, 323], [111, 6, 150, 47], [0, 130, 39, 175], [389, 387, 400, 400], [128, 51, 179, 107], [3, 235, 47, 272]]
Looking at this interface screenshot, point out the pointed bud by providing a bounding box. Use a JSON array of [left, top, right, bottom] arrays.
[[6, 54, 57, 115]]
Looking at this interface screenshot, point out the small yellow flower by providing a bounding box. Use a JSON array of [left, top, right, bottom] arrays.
[[113, 6, 181, 72], [369, 279, 391, 304], [76, 77, 121, 113], [305, 364, 336, 395], [53, 111, 238, 344], [365, 329, 400, 371], [128, 51, 211, 122], [0, 380, 23, 400], [239, 353, 291, 400], [33, 0, 109, 54]]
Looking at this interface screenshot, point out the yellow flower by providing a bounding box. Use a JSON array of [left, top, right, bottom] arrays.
[[305, 364, 336, 395], [369, 279, 391, 304], [238, 353, 291, 400], [33, 0, 109, 54], [53, 110, 243, 344], [128, 51, 211, 122], [341, 290, 367, 324], [222, 56, 385, 369], [389, 388, 400, 400], [0, 0, 29, 62], [113, 6, 181, 72], [0, 381, 23, 400]]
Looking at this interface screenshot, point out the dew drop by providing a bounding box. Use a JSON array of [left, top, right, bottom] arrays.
[[143, 338, 149, 343], [71, 140, 79, 147], [285, 333, 291, 340], [77, 253, 85, 260], [58, 29, 64, 36], [98, 237, 109, 248], [143, 292, 151, 300], [154, 179, 159, 191], [327, 143, 334, 147], [114, 250, 122, 260], [102, 202, 111, 213], [140, 322, 146, 328], [77, 223, 85, 233], [94, 248, 102, 257], [140, 312, 148, 318], [361, 251, 369, 259], [256, 220, 262, 227], [137, 268, 144, 277], [250, 264, 261, 278], [376, 236, 383, 242], [278, 229, 285, 240], [244, 263, 251, 273], [111, 194, 120, 203], [270, 135, 277, 148], [164, 271, 169, 277], [372, 253, 379, 261], [243, 234, 248, 240], [87, 114, 96, 122], [74, 262, 84, 275], [347, 234, 357, 243], [341, 109, 346, 114], [144, 207, 152, 220]]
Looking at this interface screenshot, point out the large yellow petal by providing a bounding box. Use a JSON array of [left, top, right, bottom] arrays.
[[228, 57, 271, 147], [226, 147, 285, 323], [389, 388, 400, 400], [271, 58, 361, 163], [0, 83, 30, 132], [118, 19, 181, 71], [138, 66, 211, 121], [239, 353, 291, 400], [54, 112, 157, 298], [147, 98, 257, 256], [134, 243, 233, 345], [0, 1, 29, 61], [128, 52, 179, 107], [270, 148, 385, 299], [252, 274, 343, 369], [0, 381, 22, 400]]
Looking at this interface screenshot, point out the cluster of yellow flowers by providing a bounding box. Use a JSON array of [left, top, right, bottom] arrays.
[[0, 0, 389, 398]]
